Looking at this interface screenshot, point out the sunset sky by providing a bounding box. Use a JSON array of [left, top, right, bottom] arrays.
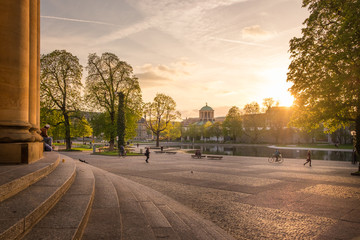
[[40, 0, 309, 118]]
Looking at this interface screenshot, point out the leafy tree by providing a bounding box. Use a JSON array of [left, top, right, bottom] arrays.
[[266, 107, 292, 144], [208, 121, 223, 142], [85, 52, 142, 151], [40, 108, 65, 141], [40, 50, 83, 150], [262, 97, 279, 112], [243, 102, 264, 143], [287, 0, 360, 169], [201, 121, 213, 141], [244, 102, 260, 115], [72, 117, 93, 144], [186, 123, 201, 142], [117, 91, 125, 148], [161, 122, 182, 141], [144, 93, 181, 147], [223, 106, 242, 143], [88, 112, 112, 140]]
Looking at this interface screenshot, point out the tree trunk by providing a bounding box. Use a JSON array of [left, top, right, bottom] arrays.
[[156, 132, 160, 147], [109, 111, 115, 151], [356, 114, 360, 172], [117, 92, 126, 150], [64, 113, 71, 150]]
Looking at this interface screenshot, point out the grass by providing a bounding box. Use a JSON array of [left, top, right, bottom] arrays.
[[72, 147, 93, 151]]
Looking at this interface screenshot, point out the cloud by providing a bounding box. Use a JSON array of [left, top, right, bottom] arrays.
[[241, 25, 275, 41], [41, 15, 117, 26], [135, 59, 197, 88], [94, 0, 248, 45], [210, 37, 269, 47]]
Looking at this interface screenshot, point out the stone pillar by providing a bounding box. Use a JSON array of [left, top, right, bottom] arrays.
[[0, 0, 43, 164], [29, 0, 42, 141]]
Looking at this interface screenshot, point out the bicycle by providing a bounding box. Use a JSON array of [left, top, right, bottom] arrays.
[[268, 154, 284, 163]]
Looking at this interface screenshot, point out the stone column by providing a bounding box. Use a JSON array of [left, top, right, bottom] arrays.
[[29, 0, 42, 141], [0, 0, 43, 163]]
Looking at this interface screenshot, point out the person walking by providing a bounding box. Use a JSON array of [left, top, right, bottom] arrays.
[[304, 150, 312, 167], [145, 147, 150, 163]]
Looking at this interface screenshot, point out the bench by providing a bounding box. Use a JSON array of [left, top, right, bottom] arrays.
[[207, 155, 223, 160], [191, 155, 206, 159], [165, 152, 177, 154]]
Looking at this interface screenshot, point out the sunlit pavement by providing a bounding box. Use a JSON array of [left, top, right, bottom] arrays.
[[62, 150, 360, 240]]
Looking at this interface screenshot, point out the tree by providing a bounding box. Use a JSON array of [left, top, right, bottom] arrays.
[[287, 0, 360, 170], [208, 121, 223, 142], [262, 97, 279, 112], [40, 50, 83, 150], [72, 117, 93, 144], [186, 123, 201, 142], [161, 122, 182, 141], [144, 93, 181, 147], [244, 102, 260, 115], [223, 106, 242, 143], [243, 102, 263, 143], [117, 91, 125, 148], [85, 52, 142, 151]]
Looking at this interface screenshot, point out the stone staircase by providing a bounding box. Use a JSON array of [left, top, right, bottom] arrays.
[[0, 153, 234, 240]]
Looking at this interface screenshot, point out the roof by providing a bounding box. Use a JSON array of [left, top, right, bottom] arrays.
[[200, 103, 213, 111]]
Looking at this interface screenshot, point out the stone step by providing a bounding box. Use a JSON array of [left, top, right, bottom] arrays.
[[119, 175, 235, 240], [107, 173, 157, 240], [82, 166, 121, 240], [0, 152, 60, 202], [0, 155, 76, 240], [22, 160, 95, 240]]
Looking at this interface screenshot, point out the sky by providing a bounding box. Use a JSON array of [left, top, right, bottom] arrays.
[[40, 0, 309, 118]]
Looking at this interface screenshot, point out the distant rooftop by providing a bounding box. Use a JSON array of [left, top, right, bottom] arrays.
[[200, 103, 213, 111]]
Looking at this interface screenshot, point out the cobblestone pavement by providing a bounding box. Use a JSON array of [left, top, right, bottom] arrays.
[[62, 151, 360, 240]]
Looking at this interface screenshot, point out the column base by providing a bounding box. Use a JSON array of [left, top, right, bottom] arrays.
[[0, 142, 43, 164]]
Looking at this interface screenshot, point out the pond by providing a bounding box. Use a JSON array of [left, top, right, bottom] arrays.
[[169, 144, 354, 162]]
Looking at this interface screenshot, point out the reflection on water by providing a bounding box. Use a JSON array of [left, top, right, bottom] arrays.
[[175, 144, 352, 162]]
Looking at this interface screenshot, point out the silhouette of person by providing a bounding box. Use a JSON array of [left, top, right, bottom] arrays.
[[145, 147, 150, 163], [304, 150, 312, 167]]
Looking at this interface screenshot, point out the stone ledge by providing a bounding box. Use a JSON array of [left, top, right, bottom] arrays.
[[0, 142, 43, 164]]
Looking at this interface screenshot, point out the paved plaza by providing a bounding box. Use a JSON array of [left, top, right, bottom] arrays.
[[62, 150, 360, 240]]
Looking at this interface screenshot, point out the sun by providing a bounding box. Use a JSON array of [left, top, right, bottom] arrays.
[[258, 68, 294, 107]]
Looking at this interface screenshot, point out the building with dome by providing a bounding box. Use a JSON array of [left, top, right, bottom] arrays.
[[182, 103, 225, 128], [199, 103, 215, 123]]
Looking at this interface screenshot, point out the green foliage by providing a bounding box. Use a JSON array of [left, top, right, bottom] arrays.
[[223, 106, 242, 142], [287, 0, 360, 161], [71, 117, 93, 140], [85, 52, 142, 150], [208, 121, 223, 141], [40, 50, 83, 150], [88, 112, 114, 141], [144, 93, 181, 146], [288, 0, 360, 129], [161, 122, 182, 141], [117, 92, 126, 147]]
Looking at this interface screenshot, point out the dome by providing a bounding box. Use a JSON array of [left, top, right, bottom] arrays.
[[200, 103, 213, 111]]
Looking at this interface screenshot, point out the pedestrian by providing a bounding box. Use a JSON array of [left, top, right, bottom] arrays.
[[119, 145, 125, 157], [145, 147, 150, 163], [304, 150, 312, 167]]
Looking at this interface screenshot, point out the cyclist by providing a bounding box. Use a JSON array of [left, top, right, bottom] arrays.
[[274, 149, 281, 162]]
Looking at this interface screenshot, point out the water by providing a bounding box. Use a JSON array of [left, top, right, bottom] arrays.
[[171, 144, 353, 162]]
